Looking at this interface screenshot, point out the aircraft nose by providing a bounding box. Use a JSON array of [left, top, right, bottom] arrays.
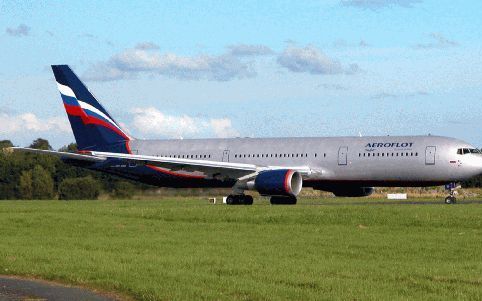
[[478, 156, 482, 175]]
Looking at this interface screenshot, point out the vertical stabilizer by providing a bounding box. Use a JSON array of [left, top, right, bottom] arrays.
[[52, 65, 131, 153]]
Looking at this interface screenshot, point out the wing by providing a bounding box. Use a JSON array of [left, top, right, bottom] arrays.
[[10, 147, 315, 181], [10, 147, 105, 162], [91, 151, 314, 181], [92, 151, 258, 180]]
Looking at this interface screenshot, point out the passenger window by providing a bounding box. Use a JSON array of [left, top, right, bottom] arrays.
[[315, 153, 317, 157], [415, 153, 418, 156]]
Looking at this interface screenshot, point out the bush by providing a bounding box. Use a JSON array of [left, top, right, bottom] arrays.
[[111, 181, 136, 199], [18, 170, 33, 199], [31, 165, 55, 199], [58, 176, 101, 200]]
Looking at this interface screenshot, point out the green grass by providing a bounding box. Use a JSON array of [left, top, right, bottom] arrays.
[[0, 198, 481, 300]]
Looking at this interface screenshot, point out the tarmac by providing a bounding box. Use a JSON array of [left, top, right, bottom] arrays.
[[0, 276, 117, 301]]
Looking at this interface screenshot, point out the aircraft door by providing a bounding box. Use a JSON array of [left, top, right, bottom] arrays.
[[425, 146, 436, 165], [338, 146, 348, 166], [222, 150, 230, 162]]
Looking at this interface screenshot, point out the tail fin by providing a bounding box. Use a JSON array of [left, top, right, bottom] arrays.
[[52, 65, 132, 153]]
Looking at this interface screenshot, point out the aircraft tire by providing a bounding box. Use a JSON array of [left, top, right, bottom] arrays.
[[243, 195, 254, 205], [226, 195, 236, 205], [444, 196, 456, 204]]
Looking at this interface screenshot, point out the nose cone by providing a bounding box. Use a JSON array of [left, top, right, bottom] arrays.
[[478, 157, 482, 175], [459, 155, 482, 179], [470, 156, 482, 176]]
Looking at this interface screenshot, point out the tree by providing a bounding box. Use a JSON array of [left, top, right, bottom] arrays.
[[29, 138, 52, 150], [58, 176, 101, 200], [31, 165, 55, 199], [0, 140, 13, 149], [18, 170, 33, 199], [58, 143, 77, 152]]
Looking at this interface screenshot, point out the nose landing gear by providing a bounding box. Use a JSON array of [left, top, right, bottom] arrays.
[[444, 183, 460, 204]]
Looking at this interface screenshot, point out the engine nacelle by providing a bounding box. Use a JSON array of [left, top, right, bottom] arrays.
[[253, 169, 302, 197], [331, 187, 374, 197]]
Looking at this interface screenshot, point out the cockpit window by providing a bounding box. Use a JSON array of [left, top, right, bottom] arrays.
[[457, 148, 481, 155]]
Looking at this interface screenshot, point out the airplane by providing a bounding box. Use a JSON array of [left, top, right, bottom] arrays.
[[11, 65, 482, 205]]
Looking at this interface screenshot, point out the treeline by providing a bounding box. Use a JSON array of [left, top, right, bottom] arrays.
[[0, 138, 145, 200]]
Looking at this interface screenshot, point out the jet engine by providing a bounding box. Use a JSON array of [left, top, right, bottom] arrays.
[[252, 169, 302, 197]]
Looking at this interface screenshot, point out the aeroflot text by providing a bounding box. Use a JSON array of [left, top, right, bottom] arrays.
[[365, 142, 414, 148]]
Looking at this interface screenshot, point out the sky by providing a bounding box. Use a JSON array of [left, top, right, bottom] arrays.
[[1, 0, 482, 149]]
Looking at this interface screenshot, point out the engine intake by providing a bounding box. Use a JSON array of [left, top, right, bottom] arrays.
[[254, 169, 302, 197]]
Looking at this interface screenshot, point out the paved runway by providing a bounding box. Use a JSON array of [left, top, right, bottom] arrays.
[[0, 276, 116, 301]]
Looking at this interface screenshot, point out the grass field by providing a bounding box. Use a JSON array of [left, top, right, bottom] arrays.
[[0, 198, 481, 300]]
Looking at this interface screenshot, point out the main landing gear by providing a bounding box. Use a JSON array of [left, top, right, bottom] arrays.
[[444, 183, 460, 204], [270, 196, 297, 205], [226, 194, 254, 205]]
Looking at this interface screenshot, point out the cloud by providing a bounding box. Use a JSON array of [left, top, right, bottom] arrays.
[[135, 42, 160, 50], [415, 33, 458, 49], [317, 83, 349, 91], [5, 24, 30, 37], [78, 33, 115, 47], [371, 91, 430, 99], [78, 33, 96, 39], [209, 118, 240, 138], [227, 44, 274, 56], [85, 46, 256, 82], [341, 0, 422, 10], [277, 45, 359, 75], [371, 92, 398, 99], [0, 113, 70, 135], [131, 107, 239, 138]]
